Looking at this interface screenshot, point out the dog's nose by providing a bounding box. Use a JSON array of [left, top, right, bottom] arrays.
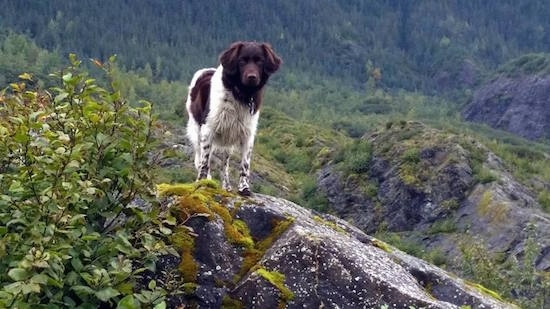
[[246, 74, 258, 82]]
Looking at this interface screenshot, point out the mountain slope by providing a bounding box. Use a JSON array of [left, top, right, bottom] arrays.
[[317, 121, 550, 307], [2, 1, 550, 92]]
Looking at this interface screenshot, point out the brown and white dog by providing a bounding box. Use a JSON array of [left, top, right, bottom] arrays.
[[185, 41, 281, 196]]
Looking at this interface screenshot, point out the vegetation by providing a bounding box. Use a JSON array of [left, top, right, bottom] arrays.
[[497, 53, 550, 77], [459, 233, 550, 309], [0, 56, 173, 308], [3, 1, 550, 94], [254, 268, 294, 307]]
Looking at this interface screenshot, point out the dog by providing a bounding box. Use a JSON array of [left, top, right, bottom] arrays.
[[185, 41, 281, 196]]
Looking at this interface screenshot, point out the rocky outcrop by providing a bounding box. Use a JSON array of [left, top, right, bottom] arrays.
[[152, 182, 513, 308], [462, 75, 550, 141], [317, 122, 550, 274]]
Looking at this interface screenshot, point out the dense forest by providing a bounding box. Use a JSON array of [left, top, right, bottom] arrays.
[[2, 0, 550, 94]]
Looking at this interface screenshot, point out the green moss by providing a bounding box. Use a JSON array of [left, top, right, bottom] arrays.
[[371, 238, 392, 253], [255, 268, 294, 303], [239, 217, 294, 278], [169, 226, 198, 282], [465, 281, 504, 301], [158, 181, 295, 294], [182, 282, 199, 295], [158, 180, 233, 223], [222, 295, 244, 309], [156, 179, 222, 197], [312, 215, 346, 234], [224, 218, 254, 248], [159, 181, 254, 249]]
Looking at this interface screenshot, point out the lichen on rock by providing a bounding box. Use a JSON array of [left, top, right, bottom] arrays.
[[150, 181, 514, 308]]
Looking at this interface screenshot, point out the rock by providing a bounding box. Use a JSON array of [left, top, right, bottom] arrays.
[[317, 123, 550, 275], [153, 183, 514, 308], [462, 75, 550, 141]]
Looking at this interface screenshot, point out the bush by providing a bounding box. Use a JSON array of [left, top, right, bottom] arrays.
[[0, 55, 171, 308], [537, 190, 550, 213], [336, 140, 372, 174]]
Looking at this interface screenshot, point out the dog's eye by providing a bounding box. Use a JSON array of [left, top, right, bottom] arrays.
[[238, 59, 247, 66]]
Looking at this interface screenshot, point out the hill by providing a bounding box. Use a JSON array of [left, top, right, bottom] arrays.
[[2, 0, 550, 93], [316, 121, 550, 307]]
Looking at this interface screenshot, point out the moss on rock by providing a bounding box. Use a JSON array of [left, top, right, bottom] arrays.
[[255, 267, 295, 306]]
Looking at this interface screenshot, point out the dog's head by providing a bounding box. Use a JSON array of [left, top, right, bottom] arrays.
[[220, 41, 282, 87]]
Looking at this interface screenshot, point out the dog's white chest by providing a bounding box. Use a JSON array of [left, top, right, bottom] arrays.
[[208, 94, 257, 147]]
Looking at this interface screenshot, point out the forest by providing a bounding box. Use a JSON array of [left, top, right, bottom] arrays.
[[2, 0, 550, 93], [1, 1, 550, 308]]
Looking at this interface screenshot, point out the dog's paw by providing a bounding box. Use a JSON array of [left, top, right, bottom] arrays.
[[238, 188, 252, 196]]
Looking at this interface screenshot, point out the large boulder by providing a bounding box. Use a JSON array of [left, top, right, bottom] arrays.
[[152, 182, 514, 308]]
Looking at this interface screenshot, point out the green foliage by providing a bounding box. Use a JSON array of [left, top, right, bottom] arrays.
[[0, 30, 61, 86], [334, 140, 373, 174], [459, 233, 549, 309], [538, 190, 550, 212], [0, 55, 170, 308], [427, 219, 457, 235], [497, 53, 550, 77], [473, 166, 497, 184], [401, 148, 420, 164], [4, 1, 550, 93], [300, 177, 329, 212]]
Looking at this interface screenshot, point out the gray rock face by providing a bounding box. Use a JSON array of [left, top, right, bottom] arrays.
[[462, 75, 550, 141], [317, 124, 550, 276], [158, 192, 513, 308]]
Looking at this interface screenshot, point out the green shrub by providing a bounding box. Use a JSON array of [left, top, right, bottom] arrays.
[[401, 148, 420, 164], [474, 166, 498, 184], [299, 177, 329, 212], [427, 219, 457, 235], [537, 190, 550, 213], [459, 233, 550, 309], [0, 55, 170, 308], [337, 140, 372, 174]]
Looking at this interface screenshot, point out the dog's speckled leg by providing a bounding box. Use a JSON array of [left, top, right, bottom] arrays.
[[197, 126, 213, 180], [221, 150, 232, 191], [238, 142, 253, 196]]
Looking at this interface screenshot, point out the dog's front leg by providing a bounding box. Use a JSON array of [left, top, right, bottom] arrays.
[[197, 126, 213, 180], [238, 137, 254, 196], [221, 150, 232, 191]]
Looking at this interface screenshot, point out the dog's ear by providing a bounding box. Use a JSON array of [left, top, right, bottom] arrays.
[[220, 42, 244, 75], [261, 43, 282, 75]]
